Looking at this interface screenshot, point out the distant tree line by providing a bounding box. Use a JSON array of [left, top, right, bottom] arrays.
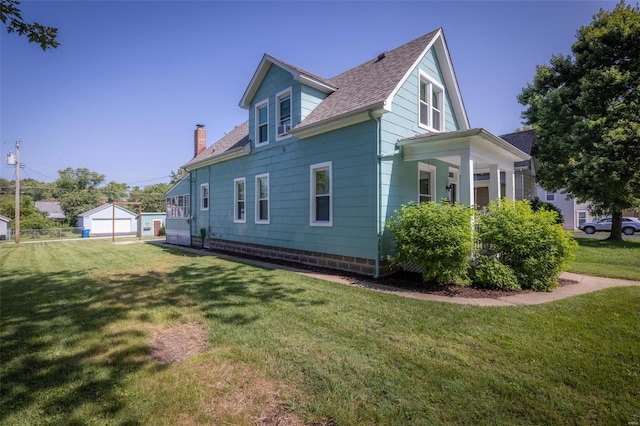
[[0, 167, 184, 228]]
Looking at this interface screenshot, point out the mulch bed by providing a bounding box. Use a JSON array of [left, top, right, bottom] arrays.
[[206, 248, 578, 299]]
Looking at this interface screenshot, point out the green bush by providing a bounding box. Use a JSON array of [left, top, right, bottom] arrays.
[[530, 196, 564, 224], [476, 199, 577, 291], [386, 201, 474, 285], [472, 255, 521, 291]]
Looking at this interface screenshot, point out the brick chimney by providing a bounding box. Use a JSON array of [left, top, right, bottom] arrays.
[[194, 124, 206, 157]]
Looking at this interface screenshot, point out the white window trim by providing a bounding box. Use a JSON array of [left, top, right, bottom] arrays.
[[310, 161, 333, 227], [234, 177, 246, 223], [276, 87, 293, 141], [418, 70, 445, 133], [255, 98, 269, 147], [255, 173, 270, 224], [200, 183, 209, 211], [418, 162, 436, 202]]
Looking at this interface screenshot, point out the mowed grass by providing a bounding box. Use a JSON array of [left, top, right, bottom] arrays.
[[1, 241, 639, 425], [569, 237, 640, 280]]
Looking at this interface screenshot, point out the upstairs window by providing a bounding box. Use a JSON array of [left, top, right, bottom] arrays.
[[419, 72, 444, 132], [276, 88, 292, 139], [310, 162, 332, 226], [234, 178, 246, 223], [255, 173, 270, 224], [200, 183, 209, 211], [255, 99, 269, 146]]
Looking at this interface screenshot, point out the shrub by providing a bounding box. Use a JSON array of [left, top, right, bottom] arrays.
[[386, 201, 474, 285], [472, 255, 521, 291], [530, 196, 564, 224], [476, 199, 577, 291]]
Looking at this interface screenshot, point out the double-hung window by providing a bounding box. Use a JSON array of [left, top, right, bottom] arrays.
[[200, 183, 209, 211], [234, 178, 246, 223], [255, 99, 269, 146], [310, 162, 332, 226], [418, 163, 436, 203], [276, 88, 292, 139], [419, 72, 444, 132], [255, 173, 269, 224]]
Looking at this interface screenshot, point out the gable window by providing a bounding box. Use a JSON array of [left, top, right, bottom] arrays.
[[255, 173, 269, 224], [234, 178, 246, 223], [418, 163, 436, 202], [255, 99, 269, 146], [310, 162, 332, 226], [419, 72, 444, 132], [276, 88, 292, 139], [200, 184, 209, 210]]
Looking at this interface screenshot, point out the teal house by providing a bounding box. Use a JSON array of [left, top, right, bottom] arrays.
[[165, 28, 529, 277]]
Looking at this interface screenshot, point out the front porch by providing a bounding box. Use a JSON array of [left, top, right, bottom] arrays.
[[397, 128, 531, 207]]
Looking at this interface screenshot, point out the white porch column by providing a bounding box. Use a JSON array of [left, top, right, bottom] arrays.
[[459, 153, 474, 206], [504, 169, 515, 199], [489, 164, 501, 201]]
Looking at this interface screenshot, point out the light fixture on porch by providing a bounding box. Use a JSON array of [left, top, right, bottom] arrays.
[[445, 184, 453, 191]]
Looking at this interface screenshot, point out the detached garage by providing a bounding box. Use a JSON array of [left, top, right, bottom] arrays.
[[78, 203, 138, 236]]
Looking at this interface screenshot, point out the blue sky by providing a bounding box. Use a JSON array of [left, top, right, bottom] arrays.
[[1, 0, 616, 187]]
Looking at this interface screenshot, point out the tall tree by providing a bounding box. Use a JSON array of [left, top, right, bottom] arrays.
[[100, 181, 128, 203], [53, 167, 105, 227], [0, 0, 59, 50], [129, 183, 171, 212], [518, 1, 640, 241]]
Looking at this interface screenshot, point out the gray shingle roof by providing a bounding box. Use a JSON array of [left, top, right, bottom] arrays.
[[297, 29, 440, 129], [182, 121, 249, 169], [499, 130, 535, 155], [500, 129, 536, 168]]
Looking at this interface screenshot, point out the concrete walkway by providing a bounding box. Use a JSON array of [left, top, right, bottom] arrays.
[[148, 241, 640, 306], [320, 272, 640, 307]]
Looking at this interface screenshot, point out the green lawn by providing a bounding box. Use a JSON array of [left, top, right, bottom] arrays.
[[569, 237, 640, 280], [1, 240, 639, 425]]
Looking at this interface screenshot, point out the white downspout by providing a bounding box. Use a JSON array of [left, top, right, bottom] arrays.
[[368, 110, 382, 278]]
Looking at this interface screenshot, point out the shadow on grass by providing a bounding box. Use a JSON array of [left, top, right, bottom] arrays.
[[0, 245, 325, 423]]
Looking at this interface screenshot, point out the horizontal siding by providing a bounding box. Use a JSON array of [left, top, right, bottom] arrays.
[[193, 119, 378, 260], [301, 85, 328, 121]]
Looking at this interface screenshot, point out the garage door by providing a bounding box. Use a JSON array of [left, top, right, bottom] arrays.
[[91, 218, 133, 234]]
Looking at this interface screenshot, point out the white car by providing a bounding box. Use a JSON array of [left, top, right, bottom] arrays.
[[579, 217, 640, 235]]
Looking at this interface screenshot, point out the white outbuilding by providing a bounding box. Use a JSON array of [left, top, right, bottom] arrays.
[[77, 203, 138, 236]]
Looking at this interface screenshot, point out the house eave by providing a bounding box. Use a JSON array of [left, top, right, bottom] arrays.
[[183, 144, 251, 171], [292, 102, 388, 139], [239, 54, 336, 109]]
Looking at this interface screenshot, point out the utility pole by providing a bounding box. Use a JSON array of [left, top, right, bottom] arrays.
[[14, 141, 20, 243]]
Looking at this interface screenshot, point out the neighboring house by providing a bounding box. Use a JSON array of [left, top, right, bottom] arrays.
[[139, 212, 166, 237], [0, 214, 10, 240], [166, 28, 529, 276], [500, 130, 597, 230], [34, 201, 66, 222], [77, 203, 138, 236]]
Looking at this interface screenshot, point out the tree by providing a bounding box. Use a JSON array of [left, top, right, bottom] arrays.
[[128, 183, 171, 212], [53, 167, 105, 227], [169, 168, 187, 185], [100, 181, 128, 203], [518, 1, 640, 241], [0, 0, 59, 50], [0, 194, 54, 229]]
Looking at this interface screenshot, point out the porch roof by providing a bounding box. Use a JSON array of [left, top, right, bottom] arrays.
[[397, 128, 530, 170]]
